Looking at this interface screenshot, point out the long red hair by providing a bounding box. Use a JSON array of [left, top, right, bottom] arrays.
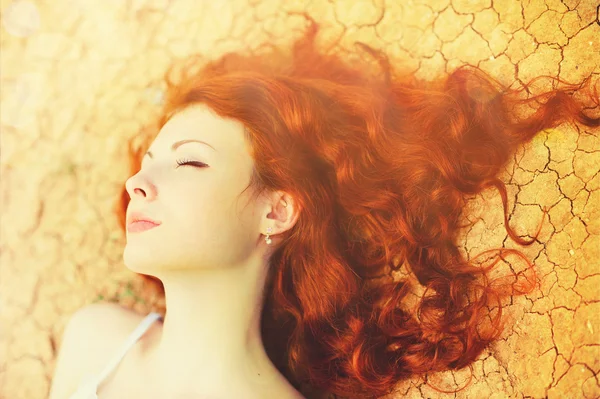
[[113, 14, 599, 399]]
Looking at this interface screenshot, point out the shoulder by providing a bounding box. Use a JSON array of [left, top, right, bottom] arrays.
[[64, 302, 147, 355], [62, 302, 140, 345], [48, 302, 142, 399], [68, 301, 139, 330]]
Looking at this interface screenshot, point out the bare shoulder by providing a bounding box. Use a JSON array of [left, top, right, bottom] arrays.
[[73, 301, 132, 321], [48, 302, 142, 399], [59, 301, 138, 363], [69, 301, 139, 336], [75, 302, 152, 345]]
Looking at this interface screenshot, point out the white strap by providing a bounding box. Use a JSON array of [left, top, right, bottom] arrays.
[[92, 311, 163, 387], [68, 374, 98, 399]]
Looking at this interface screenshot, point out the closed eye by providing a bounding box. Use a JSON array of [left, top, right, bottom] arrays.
[[175, 158, 208, 168]]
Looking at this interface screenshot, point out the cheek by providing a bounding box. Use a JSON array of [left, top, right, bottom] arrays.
[[170, 175, 257, 240], [169, 196, 227, 245]]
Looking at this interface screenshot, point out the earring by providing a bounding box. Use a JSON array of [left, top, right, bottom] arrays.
[[265, 227, 273, 245]]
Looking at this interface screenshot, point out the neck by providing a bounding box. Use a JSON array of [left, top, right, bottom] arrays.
[[142, 259, 276, 394]]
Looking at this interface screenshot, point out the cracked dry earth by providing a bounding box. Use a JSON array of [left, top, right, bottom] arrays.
[[0, 0, 599, 398]]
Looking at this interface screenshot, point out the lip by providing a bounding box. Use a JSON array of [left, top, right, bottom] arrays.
[[127, 220, 160, 233], [126, 211, 161, 233]]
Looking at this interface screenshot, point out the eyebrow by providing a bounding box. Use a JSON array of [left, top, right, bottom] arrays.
[[145, 139, 217, 158]]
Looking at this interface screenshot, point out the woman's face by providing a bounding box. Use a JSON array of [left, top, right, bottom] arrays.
[[123, 103, 266, 274]]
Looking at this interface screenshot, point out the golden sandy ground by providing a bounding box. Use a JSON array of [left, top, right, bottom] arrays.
[[0, 0, 599, 398]]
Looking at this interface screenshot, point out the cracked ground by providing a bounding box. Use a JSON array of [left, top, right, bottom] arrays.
[[0, 0, 599, 398]]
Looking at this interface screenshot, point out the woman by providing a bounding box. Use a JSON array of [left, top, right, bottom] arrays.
[[51, 13, 599, 399]]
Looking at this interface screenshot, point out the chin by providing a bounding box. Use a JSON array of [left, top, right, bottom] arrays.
[[122, 248, 162, 274]]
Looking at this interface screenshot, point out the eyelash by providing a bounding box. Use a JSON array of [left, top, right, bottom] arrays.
[[175, 158, 208, 168]]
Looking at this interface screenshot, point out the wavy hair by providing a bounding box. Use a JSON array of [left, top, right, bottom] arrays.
[[113, 14, 599, 399]]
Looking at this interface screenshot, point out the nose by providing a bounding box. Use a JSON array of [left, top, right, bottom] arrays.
[[125, 171, 157, 200]]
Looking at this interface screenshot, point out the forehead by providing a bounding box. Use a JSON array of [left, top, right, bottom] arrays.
[[153, 103, 248, 152]]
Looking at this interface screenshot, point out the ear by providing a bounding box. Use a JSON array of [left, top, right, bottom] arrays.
[[261, 191, 300, 240]]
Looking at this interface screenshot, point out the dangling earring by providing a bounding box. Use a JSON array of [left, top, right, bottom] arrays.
[[265, 227, 273, 245]]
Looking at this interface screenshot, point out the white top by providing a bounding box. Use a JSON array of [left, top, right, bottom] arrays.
[[67, 311, 163, 399]]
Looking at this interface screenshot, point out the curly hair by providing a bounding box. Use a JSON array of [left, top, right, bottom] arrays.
[[112, 13, 599, 399]]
